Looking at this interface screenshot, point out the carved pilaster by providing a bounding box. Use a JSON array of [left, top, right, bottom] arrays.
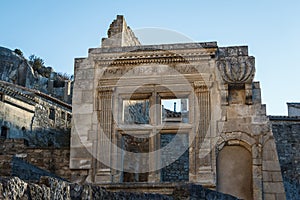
[[95, 86, 114, 182], [193, 82, 212, 183]]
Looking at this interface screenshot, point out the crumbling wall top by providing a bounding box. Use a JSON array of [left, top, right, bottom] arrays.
[[101, 15, 141, 48]]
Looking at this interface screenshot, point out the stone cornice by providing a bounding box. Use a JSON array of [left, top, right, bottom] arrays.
[[91, 45, 217, 66]]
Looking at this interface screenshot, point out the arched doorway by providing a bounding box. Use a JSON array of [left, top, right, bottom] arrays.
[[217, 145, 253, 200]]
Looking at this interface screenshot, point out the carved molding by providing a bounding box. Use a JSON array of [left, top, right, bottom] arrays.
[[217, 56, 255, 84], [194, 81, 209, 91], [99, 65, 200, 79], [98, 86, 115, 92]]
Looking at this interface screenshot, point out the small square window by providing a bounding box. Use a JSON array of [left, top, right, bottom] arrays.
[[122, 99, 150, 124], [1, 126, 9, 138], [61, 111, 66, 120], [161, 98, 189, 123], [49, 108, 55, 120], [67, 113, 72, 123]]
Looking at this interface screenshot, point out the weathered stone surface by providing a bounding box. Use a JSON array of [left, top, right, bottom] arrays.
[[0, 177, 238, 200], [101, 15, 141, 48]]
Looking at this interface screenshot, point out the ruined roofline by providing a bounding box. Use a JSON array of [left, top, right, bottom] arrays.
[[0, 80, 72, 110]]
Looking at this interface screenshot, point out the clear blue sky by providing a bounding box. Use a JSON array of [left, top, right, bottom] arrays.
[[1, 1, 299, 115]]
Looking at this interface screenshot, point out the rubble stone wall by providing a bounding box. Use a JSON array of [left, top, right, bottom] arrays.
[[0, 139, 72, 180], [270, 118, 300, 200]]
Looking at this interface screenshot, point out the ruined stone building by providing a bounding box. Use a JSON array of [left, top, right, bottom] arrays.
[[0, 15, 299, 200], [70, 15, 287, 200]]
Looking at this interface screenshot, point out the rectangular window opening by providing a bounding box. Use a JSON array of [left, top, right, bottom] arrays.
[[122, 99, 150, 124], [161, 98, 189, 123]]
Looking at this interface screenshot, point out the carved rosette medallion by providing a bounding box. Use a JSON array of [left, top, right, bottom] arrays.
[[217, 56, 255, 84]]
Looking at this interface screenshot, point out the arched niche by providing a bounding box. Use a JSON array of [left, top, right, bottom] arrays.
[[217, 144, 253, 200]]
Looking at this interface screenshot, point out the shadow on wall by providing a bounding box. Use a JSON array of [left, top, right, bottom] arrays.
[[11, 156, 66, 182]]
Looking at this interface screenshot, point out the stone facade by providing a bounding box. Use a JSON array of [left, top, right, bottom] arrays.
[[70, 15, 286, 200], [0, 80, 71, 147]]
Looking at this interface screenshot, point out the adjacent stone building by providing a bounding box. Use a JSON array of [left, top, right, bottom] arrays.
[[70, 15, 286, 199], [270, 103, 300, 200], [0, 80, 71, 147]]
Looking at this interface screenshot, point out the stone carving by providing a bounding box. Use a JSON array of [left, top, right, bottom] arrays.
[[217, 56, 255, 84]]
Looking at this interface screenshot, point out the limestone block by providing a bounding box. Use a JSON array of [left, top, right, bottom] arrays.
[[262, 161, 281, 171], [72, 90, 82, 103], [263, 182, 285, 194], [252, 124, 270, 135], [70, 131, 85, 147], [226, 105, 250, 119], [88, 130, 97, 140], [82, 91, 93, 103], [263, 150, 277, 161], [72, 113, 92, 135], [75, 58, 92, 70], [275, 193, 286, 200], [72, 103, 93, 115], [74, 80, 94, 90], [264, 194, 276, 200], [75, 69, 94, 80]]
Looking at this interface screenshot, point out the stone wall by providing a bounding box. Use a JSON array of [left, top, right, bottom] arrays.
[[0, 139, 72, 181], [11, 157, 65, 181], [160, 134, 189, 182], [270, 117, 300, 200]]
